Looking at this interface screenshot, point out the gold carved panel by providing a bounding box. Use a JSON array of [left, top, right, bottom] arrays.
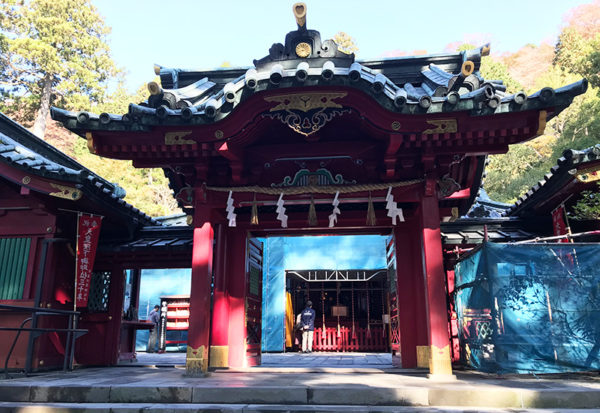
[[49, 183, 82, 201], [165, 131, 196, 145], [265, 92, 347, 113], [423, 119, 457, 134]]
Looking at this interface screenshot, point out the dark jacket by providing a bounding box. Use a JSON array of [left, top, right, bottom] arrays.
[[300, 307, 316, 331], [149, 309, 160, 326]]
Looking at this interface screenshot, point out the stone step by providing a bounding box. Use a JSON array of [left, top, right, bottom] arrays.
[[0, 403, 599, 413], [2, 384, 600, 409]]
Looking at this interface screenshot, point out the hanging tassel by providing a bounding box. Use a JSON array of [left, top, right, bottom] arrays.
[[308, 196, 317, 226], [251, 193, 259, 225], [366, 192, 376, 226]]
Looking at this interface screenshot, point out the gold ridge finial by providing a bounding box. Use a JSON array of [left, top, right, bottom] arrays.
[[293, 3, 306, 28]]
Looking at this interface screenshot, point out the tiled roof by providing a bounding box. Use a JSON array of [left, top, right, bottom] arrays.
[[441, 218, 534, 246], [51, 22, 587, 132], [507, 144, 600, 217], [98, 218, 533, 254], [0, 112, 159, 226], [467, 188, 512, 218], [99, 226, 193, 253]]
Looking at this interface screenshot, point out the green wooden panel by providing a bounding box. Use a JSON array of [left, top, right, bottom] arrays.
[[15, 238, 30, 299], [0, 239, 7, 299], [0, 237, 31, 300], [249, 265, 261, 297]]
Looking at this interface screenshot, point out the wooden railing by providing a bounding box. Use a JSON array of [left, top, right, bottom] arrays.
[[312, 325, 388, 352]]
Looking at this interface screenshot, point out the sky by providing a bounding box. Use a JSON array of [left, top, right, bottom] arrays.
[[94, 0, 592, 91]]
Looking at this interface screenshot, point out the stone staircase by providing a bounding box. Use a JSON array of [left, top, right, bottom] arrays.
[[1, 366, 600, 412]]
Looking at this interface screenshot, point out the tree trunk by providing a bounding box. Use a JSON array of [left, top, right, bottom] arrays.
[[32, 74, 53, 139]]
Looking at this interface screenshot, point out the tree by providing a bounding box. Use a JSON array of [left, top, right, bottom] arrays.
[[571, 183, 600, 220], [62, 82, 180, 217], [479, 56, 523, 94], [0, 0, 118, 138], [563, 0, 600, 40], [554, 27, 600, 89], [484, 0, 600, 204], [452, 43, 524, 94], [500, 43, 555, 92], [554, 0, 600, 90]]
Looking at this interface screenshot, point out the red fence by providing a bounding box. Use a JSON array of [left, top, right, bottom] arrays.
[[312, 326, 388, 352]]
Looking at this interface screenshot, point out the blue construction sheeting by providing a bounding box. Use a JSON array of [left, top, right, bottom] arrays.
[[455, 242, 600, 373], [261, 235, 387, 352], [135, 268, 191, 351]]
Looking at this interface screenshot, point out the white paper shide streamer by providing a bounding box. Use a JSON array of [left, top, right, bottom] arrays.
[[328, 191, 341, 228], [226, 191, 237, 227], [276, 193, 288, 228], [385, 187, 404, 225]]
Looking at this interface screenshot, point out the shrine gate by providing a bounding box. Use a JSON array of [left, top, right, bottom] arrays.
[[52, 3, 586, 377]]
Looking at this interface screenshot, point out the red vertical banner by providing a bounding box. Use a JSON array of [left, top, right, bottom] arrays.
[[551, 205, 569, 243], [76, 214, 102, 308]]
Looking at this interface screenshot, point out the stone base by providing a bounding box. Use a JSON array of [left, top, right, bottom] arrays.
[[186, 345, 209, 376], [416, 346, 430, 368], [209, 345, 229, 368], [427, 373, 457, 381], [428, 344, 453, 376]]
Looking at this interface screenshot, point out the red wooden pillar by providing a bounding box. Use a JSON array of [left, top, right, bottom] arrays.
[[185, 206, 214, 376], [419, 187, 453, 376], [106, 264, 125, 365], [226, 228, 247, 368], [209, 224, 229, 368], [394, 220, 428, 368]]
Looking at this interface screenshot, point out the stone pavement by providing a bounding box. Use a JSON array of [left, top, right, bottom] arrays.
[[134, 351, 393, 371], [1, 352, 600, 412]]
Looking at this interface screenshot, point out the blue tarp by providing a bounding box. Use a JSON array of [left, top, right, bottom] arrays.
[[455, 242, 600, 373], [135, 268, 191, 351], [261, 235, 388, 351], [135, 236, 387, 352]]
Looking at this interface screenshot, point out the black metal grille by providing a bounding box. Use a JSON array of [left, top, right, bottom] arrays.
[[87, 271, 111, 312]]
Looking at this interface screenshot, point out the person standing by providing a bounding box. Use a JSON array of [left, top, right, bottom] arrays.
[[300, 301, 316, 353], [146, 305, 160, 353]]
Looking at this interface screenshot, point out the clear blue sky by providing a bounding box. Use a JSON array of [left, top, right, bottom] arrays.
[[95, 0, 591, 90]]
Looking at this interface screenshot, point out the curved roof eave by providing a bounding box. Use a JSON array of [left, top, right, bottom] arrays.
[[0, 112, 159, 226], [50, 20, 587, 135]]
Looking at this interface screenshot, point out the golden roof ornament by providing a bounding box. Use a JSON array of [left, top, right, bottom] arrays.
[[293, 3, 307, 29]]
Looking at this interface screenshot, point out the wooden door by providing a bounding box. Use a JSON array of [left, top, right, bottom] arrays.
[[245, 238, 263, 366], [386, 235, 402, 367]]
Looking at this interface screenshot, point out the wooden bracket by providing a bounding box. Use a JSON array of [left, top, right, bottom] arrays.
[[384, 134, 403, 178]]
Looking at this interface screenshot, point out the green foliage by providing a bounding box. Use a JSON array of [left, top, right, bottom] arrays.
[[479, 56, 523, 94], [485, 2, 600, 206], [555, 27, 600, 89], [1, 0, 178, 217], [94, 83, 148, 115], [1, 0, 119, 135], [572, 183, 600, 220], [456, 43, 476, 52], [71, 137, 179, 217], [484, 141, 555, 203], [72, 81, 178, 217], [451, 44, 523, 94]]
